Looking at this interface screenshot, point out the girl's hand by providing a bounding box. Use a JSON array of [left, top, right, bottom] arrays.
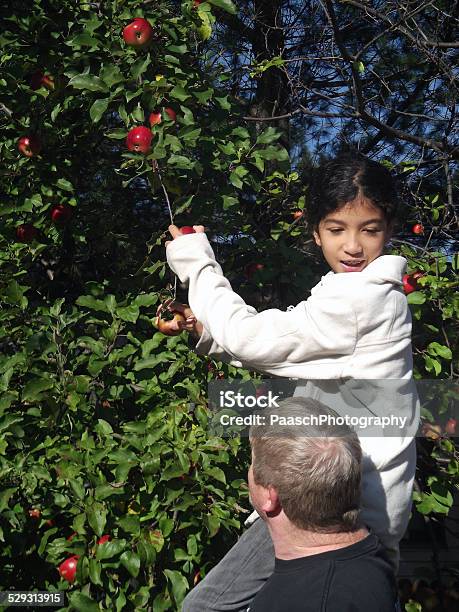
[[156, 299, 203, 338], [165, 224, 205, 247]]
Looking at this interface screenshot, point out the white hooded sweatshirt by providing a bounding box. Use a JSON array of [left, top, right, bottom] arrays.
[[166, 233, 419, 569]]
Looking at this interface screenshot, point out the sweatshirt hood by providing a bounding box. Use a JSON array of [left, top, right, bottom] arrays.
[[323, 255, 407, 285]]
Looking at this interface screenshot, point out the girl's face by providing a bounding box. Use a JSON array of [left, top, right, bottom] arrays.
[[313, 199, 392, 274]]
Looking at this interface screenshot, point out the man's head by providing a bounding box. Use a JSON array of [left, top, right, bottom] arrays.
[[249, 398, 362, 533]]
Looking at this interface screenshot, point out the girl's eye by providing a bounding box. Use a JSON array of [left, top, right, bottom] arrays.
[[328, 228, 381, 234]]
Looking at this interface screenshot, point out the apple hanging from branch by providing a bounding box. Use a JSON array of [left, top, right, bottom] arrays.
[[51, 204, 73, 225], [123, 18, 154, 48], [149, 107, 176, 127], [30, 70, 54, 91], [402, 272, 423, 295], [18, 136, 41, 157], [154, 311, 186, 336], [58, 555, 79, 583], [126, 126, 153, 154], [16, 224, 39, 243]]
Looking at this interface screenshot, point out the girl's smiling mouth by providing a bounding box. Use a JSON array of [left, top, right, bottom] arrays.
[[340, 260, 366, 272]]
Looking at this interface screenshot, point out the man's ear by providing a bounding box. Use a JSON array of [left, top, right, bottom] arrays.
[[263, 486, 281, 515]]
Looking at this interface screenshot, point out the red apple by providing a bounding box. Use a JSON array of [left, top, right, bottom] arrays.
[[30, 71, 54, 91], [18, 135, 41, 157], [41, 75, 55, 90], [28, 508, 41, 519], [149, 111, 162, 126], [154, 311, 186, 336], [97, 534, 111, 545], [149, 107, 176, 126], [180, 226, 196, 235], [164, 107, 176, 122], [402, 273, 421, 294], [126, 126, 153, 154], [412, 223, 424, 235], [16, 224, 38, 243], [245, 263, 265, 279], [58, 555, 79, 583], [123, 18, 154, 48], [45, 519, 55, 527], [256, 385, 268, 398], [51, 204, 72, 225], [445, 418, 457, 435], [193, 0, 202, 6]]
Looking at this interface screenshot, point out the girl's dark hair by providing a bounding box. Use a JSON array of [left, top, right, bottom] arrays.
[[307, 151, 399, 229]]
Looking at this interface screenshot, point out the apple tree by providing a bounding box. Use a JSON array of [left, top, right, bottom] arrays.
[[0, 0, 290, 609]]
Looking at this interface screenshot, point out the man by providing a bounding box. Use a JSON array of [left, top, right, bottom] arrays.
[[245, 397, 400, 611]]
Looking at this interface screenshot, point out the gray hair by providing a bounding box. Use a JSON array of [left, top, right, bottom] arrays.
[[249, 397, 362, 533]]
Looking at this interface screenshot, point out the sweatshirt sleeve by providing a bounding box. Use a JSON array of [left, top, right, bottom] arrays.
[[166, 233, 356, 370]]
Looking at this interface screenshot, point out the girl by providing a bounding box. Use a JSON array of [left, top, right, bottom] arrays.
[[164, 152, 418, 611]]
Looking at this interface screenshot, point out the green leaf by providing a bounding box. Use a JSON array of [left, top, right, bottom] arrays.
[[131, 54, 151, 80], [215, 95, 231, 110], [206, 514, 220, 536], [0, 488, 16, 512], [133, 293, 158, 308], [100, 64, 124, 87], [87, 502, 107, 536], [69, 593, 100, 612], [207, 0, 237, 14], [148, 529, 165, 552], [76, 295, 109, 312], [22, 378, 54, 402], [427, 342, 452, 360], [5, 281, 28, 309], [168, 154, 194, 169], [90, 98, 109, 123], [407, 291, 426, 305], [95, 539, 127, 560], [68, 74, 108, 93], [88, 558, 103, 586], [197, 12, 213, 41], [206, 466, 226, 484], [120, 550, 140, 577], [68, 32, 100, 48], [164, 569, 189, 606], [430, 480, 453, 507], [229, 171, 243, 189], [222, 195, 238, 209], [166, 44, 187, 54], [118, 515, 141, 535], [170, 85, 191, 101], [256, 127, 279, 144], [56, 178, 74, 192], [424, 354, 441, 375], [153, 593, 172, 612], [117, 304, 139, 322]]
